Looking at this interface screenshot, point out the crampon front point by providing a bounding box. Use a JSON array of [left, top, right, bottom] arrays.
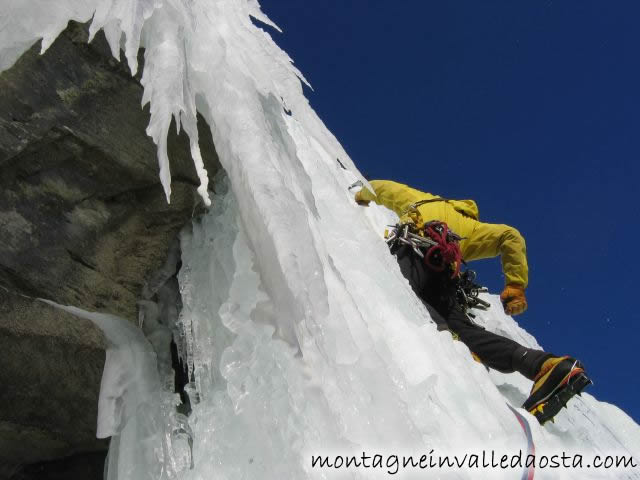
[[528, 371, 593, 425]]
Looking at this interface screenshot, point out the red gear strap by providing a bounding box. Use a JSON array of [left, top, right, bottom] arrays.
[[424, 222, 463, 279]]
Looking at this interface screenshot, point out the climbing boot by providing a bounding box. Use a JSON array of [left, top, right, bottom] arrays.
[[523, 356, 592, 425]]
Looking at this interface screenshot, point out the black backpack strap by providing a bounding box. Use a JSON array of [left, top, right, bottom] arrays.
[[401, 197, 450, 217], [410, 197, 449, 208]]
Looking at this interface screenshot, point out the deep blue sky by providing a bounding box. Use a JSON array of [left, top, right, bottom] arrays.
[[258, 1, 640, 423]]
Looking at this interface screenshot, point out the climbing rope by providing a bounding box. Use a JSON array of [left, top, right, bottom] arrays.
[[423, 221, 463, 279]]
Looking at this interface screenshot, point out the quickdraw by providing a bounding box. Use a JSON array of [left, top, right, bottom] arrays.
[[386, 221, 462, 278], [456, 269, 490, 315], [385, 222, 490, 314], [384, 222, 440, 257]]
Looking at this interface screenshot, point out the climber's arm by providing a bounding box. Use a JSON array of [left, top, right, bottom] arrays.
[[354, 180, 415, 216], [462, 221, 529, 288]]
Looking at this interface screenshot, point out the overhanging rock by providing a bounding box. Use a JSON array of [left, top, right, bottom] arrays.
[[0, 20, 220, 475]]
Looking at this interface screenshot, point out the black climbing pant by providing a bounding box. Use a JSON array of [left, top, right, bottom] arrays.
[[394, 245, 550, 380]]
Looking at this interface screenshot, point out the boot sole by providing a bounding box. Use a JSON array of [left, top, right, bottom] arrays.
[[523, 359, 583, 411], [529, 372, 592, 425]]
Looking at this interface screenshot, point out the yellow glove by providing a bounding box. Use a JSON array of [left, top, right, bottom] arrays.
[[354, 187, 376, 206], [500, 284, 528, 316]]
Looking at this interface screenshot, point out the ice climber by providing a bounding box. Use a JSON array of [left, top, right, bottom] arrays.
[[355, 179, 591, 424]]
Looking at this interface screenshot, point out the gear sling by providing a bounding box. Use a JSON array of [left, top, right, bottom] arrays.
[[386, 219, 547, 380]]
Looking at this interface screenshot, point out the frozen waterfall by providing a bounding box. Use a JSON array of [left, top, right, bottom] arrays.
[[1, 0, 638, 478]]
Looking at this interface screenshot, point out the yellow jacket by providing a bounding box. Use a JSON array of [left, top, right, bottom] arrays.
[[356, 180, 528, 288]]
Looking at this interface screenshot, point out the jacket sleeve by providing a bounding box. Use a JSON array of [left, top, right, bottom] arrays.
[[354, 185, 378, 203], [354, 180, 415, 216], [461, 221, 529, 288]]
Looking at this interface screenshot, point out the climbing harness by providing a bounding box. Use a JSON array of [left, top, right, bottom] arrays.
[[385, 221, 462, 278], [385, 221, 489, 314]]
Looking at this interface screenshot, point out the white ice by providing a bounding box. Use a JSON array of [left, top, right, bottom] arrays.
[[2, 1, 638, 479]]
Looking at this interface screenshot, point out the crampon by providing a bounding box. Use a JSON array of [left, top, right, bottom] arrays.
[[524, 360, 593, 425]]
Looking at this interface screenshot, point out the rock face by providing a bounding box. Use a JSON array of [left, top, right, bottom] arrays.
[[0, 21, 220, 477], [0, 289, 107, 466]]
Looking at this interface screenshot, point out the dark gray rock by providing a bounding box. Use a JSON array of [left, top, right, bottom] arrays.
[[5, 451, 107, 480], [0, 20, 220, 475], [0, 288, 107, 466]]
